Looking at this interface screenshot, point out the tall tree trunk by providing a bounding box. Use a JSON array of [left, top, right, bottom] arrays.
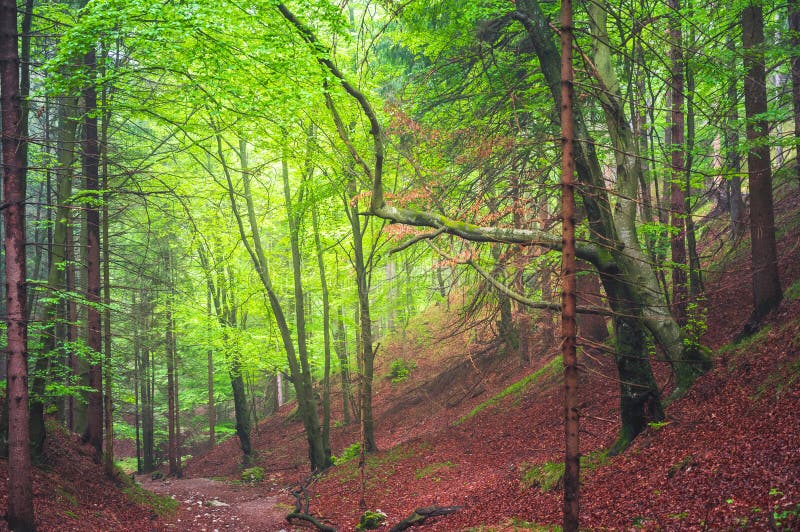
[[229, 351, 252, 462], [30, 95, 78, 456], [334, 306, 352, 425], [140, 293, 154, 472], [346, 178, 377, 453], [207, 290, 215, 448], [281, 143, 330, 466], [669, 0, 688, 325], [741, 1, 782, 326], [311, 192, 333, 459], [606, 277, 665, 454], [560, 0, 579, 527], [683, 49, 703, 297], [791, 0, 800, 187], [725, 37, 746, 237], [216, 131, 327, 470], [83, 47, 103, 462], [67, 224, 81, 433], [165, 274, 179, 476], [1, 0, 35, 526], [101, 67, 114, 476], [133, 292, 142, 473]]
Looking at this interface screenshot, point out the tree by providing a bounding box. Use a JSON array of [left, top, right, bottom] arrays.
[[82, 45, 103, 461], [669, 0, 688, 325], [198, 240, 253, 464], [1, 0, 36, 526], [559, 0, 579, 526], [791, 0, 800, 186], [741, 0, 782, 328]]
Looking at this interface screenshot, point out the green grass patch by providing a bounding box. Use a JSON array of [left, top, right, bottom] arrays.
[[755, 354, 800, 400], [456, 356, 562, 425], [520, 450, 610, 493], [520, 461, 564, 493], [55, 486, 78, 507], [115, 456, 139, 475], [716, 325, 772, 361], [468, 519, 561, 531], [784, 278, 800, 301], [331, 442, 428, 485], [122, 484, 179, 518], [333, 442, 361, 465], [414, 461, 456, 480]]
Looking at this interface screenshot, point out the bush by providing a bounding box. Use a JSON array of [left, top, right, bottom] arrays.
[[241, 466, 265, 482], [333, 442, 361, 465], [389, 358, 416, 383], [356, 509, 387, 530]]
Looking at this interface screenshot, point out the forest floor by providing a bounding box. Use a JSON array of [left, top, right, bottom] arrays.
[[2, 186, 800, 531]]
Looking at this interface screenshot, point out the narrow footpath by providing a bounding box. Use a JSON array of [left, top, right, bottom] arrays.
[[139, 475, 295, 531]]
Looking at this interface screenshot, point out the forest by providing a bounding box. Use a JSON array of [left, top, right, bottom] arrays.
[[1, 0, 799, 530]]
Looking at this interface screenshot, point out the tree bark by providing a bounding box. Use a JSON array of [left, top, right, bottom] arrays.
[[560, 0, 579, 527], [725, 37, 746, 238], [281, 143, 331, 467], [310, 189, 333, 459], [346, 177, 377, 453], [83, 47, 103, 462], [334, 306, 352, 425], [741, 1, 782, 326], [669, 0, 688, 325], [207, 290, 215, 448], [165, 271, 179, 476], [139, 291, 155, 472], [30, 95, 78, 457], [1, 0, 36, 526], [790, 0, 800, 187], [101, 68, 114, 476]]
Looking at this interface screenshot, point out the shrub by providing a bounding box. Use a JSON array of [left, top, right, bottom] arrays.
[[356, 509, 387, 530], [389, 358, 416, 383], [333, 442, 361, 465], [241, 466, 265, 482]]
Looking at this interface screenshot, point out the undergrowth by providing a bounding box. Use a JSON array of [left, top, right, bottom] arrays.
[[415, 461, 457, 480], [331, 442, 429, 484], [520, 450, 610, 493], [468, 518, 561, 531], [122, 483, 178, 518], [456, 356, 562, 425]]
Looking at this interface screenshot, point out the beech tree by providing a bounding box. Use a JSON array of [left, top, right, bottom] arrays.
[[280, 0, 680, 451]]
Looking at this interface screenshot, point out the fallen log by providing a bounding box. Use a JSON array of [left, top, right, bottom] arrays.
[[389, 505, 462, 531]]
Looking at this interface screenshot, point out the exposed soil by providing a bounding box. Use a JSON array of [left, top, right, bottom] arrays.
[[140, 476, 289, 531]]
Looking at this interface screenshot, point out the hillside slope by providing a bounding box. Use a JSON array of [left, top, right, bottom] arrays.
[[254, 191, 800, 530], [2, 196, 798, 531]]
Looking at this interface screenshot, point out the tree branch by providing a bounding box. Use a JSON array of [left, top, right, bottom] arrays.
[[429, 242, 611, 316]]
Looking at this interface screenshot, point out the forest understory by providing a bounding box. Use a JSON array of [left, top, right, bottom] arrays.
[[1, 180, 798, 532]]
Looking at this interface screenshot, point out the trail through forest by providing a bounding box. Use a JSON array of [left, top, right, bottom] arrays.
[[141, 475, 289, 531]]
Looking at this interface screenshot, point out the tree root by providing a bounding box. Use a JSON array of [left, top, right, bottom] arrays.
[[286, 474, 336, 531], [286, 511, 337, 531], [389, 505, 462, 531]]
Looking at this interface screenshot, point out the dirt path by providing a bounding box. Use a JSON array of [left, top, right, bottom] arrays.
[[140, 475, 296, 531]]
